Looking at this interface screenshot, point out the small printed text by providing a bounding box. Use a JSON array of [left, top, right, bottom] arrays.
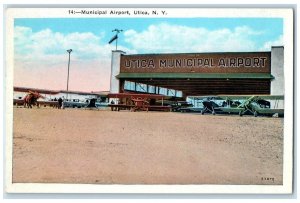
[[68, 9, 168, 16]]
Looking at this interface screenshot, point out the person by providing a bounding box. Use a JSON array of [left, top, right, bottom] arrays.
[[58, 97, 63, 109], [110, 100, 116, 111]]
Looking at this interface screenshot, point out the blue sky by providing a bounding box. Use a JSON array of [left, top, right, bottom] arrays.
[[15, 18, 283, 53], [14, 17, 283, 91]]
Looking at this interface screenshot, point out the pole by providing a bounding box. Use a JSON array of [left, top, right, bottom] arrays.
[[116, 37, 118, 50], [111, 29, 122, 50], [67, 52, 70, 100], [66, 49, 72, 100]]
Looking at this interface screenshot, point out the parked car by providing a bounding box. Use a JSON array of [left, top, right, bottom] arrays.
[[171, 101, 193, 112], [63, 99, 87, 108]]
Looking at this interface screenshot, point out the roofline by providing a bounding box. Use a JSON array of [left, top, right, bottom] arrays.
[[121, 51, 272, 57], [14, 86, 60, 94], [14, 86, 109, 96]]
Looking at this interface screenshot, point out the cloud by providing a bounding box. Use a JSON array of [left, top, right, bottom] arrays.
[[124, 23, 263, 53], [260, 35, 283, 51], [13, 23, 282, 92], [14, 26, 132, 63], [14, 26, 134, 91]]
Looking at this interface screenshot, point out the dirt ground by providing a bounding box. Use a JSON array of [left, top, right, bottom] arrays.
[[12, 107, 284, 185]]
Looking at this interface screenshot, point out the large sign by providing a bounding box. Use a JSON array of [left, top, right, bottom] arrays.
[[120, 52, 271, 73]]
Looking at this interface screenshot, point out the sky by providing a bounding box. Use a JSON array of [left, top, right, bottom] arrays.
[[14, 18, 283, 92]]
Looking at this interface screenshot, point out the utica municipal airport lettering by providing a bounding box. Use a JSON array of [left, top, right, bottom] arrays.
[[124, 57, 268, 68]]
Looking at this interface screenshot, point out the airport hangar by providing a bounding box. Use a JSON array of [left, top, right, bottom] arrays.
[[110, 46, 283, 106]]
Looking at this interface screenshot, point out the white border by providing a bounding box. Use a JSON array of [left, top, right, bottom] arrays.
[[4, 7, 294, 194]]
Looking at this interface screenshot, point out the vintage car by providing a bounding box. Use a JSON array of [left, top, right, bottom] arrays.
[[63, 99, 88, 108], [171, 101, 193, 112]]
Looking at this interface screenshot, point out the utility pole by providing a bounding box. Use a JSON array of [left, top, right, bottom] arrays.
[[66, 49, 72, 100]]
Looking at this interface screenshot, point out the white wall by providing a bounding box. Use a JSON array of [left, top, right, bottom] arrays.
[[13, 91, 26, 100], [56, 93, 97, 102], [271, 46, 284, 95], [271, 46, 284, 109], [110, 50, 125, 94]]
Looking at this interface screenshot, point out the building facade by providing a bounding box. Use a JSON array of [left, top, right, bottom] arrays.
[[110, 47, 284, 107]]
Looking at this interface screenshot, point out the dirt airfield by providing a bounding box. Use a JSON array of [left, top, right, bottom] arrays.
[[12, 107, 283, 185]]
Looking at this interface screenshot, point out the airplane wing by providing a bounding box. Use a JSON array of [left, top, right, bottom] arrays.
[[108, 93, 170, 99], [254, 95, 284, 100], [188, 95, 224, 100], [219, 107, 245, 113], [214, 95, 284, 100], [217, 95, 254, 100]]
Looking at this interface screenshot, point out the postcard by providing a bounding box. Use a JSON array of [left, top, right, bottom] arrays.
[[4, 7, 294, 194]]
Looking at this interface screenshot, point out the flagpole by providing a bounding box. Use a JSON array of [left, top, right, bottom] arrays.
[[116, 37, 118, 50], [109, 29, 123, 50]]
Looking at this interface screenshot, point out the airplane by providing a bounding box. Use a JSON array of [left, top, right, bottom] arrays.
[[217, 95, 284, 117], [187, 96, 226, 115], [107, 93, 172, 112], [187, 95, 284, 117]]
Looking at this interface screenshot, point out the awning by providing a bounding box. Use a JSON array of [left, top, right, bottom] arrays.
[[116, 73, 274, 79]]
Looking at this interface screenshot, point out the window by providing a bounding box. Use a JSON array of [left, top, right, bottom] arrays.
[[124, 80, 182, 97], [159, 87, 167, 95], [148, 85, 155, 93], [176, 91, 183, 97], [136, 83, 147, 92], [124, 81, 135, 91], [168, 89, 176, 96]]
